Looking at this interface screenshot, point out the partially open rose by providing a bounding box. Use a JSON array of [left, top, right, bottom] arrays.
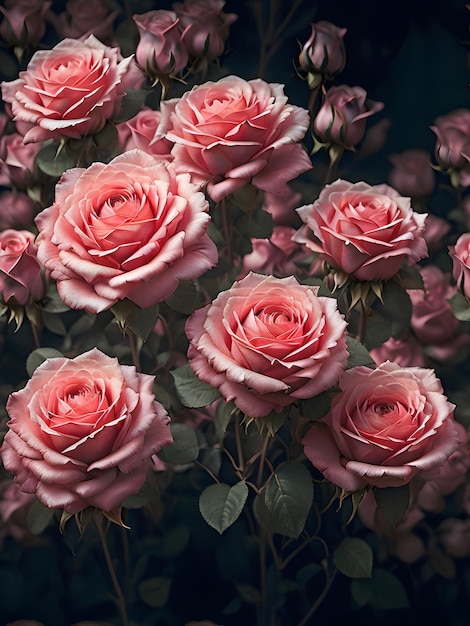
[[302, 361, 460, 491], [0, 348, 173, 513], [185, 272, 348, 418]]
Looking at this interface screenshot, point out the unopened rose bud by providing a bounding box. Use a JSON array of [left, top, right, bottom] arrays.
[[430, 108, 470, 171], [0, 0, 51, 46], [299, 21, 347, 77]]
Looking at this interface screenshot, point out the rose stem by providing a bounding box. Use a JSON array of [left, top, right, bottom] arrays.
[[95, 517, 129, 626], [296, 566, 338, 626]]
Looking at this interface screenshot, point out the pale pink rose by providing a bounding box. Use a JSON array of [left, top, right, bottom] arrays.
[[173, 0, 237, 61], [313, 85, 384, 148], [0, 229, 44, 306], [0, 132, 40, 188], [0, 348, 173, 513], [430, 108, 470, 170], [408, 265, 459, 346], [449, 232, 470, 300], [369, 335, 426, 368], [417, 421, 470, 513], [388, 149, 435, 198], [302, 361, 460, 491], [156, 75, 312, 203], [0, 0, 51, 45], [262, 185, 303, 226], [185, 272, 348, 418], [293, 179, 428, 282], [117, 107, 174, 159], [1, 35, 134, 144], [0, 190, 38, 231], [35, 150, 217, 314], [423, 214, 451, 253], [298, 21, 347, 76], [133, 10, 188, 79], [357, 489, 426, 564], [437, 518, 470, 558], [52, 0, 120, 42]]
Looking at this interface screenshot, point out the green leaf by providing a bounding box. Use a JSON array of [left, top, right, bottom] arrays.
[[395, 264, 425, 290], [111, 299, 159, 342], [356, 568, 409, 609], [257, 462, 313, 538], [26, 347, 64, 377], [35, 141, 77, 177], [26, 498, 55, 534], [165, 280, 199, 314], [171, 363, 221, 408], [235, 207, 274, 239], [346, 335, 376, 369], [373, 484, 410, 525], [448, 290, 470, 321], [199, 481, 249, 534], [333, 538, 373, 578], [299, 391, 331, 421], [113, 88, 149, 123], [157, 422, 200, 465], [138, 576, 171, 608]]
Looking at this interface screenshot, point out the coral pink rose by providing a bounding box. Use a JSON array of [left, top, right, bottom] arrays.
[[388, 149, 435, 199], [35, 149, 218, 314], [1, 35, 133, 144], [293, 179, 428, 282], [173, 0, 237, 62], [0, 0, 51, 45], [449, 232, 470, 301], [0, 348, 173, 513], [133, 10, 188, 79], [302, 361, 460, 491], [0, 229, 45, 306], [185, 272, 348, 418], [117, 106, 174, 158], [156, 75, 312, 203], [298, 21, 347, 77], [313, 85, 383, 149]]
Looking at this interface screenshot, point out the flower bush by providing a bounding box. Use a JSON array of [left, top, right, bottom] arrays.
[[0, 2, 469, 626]]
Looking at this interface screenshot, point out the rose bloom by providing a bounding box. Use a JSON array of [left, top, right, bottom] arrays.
[[369, 335, 426, 368], [0, 190, 37, 231], [156, 75, 312, 203], [52, 0, 121, 43], [1, 35, 133, 144], [185, 272, 348, 418], [449, 231, 470, 301], [262, 184, 303, 227], [35, 149, 218, 314], [430, 108, 470, 170], [298, 20, 347, 77], [117, 106, 174, 159], [0, 0, 51, 46], [302, 361, 461, 491], [423, 214, 451, 253], [437, 518, 470, 559], [173, 0, 237, 61], [0, 132, 40, 188], [0, 229, 45, 306], [388, 149, 435, 199], [0, 348, 173, 513], [293, 179, 428, 282], [133, 10, 188, 79], [313, 85, 384, 149]]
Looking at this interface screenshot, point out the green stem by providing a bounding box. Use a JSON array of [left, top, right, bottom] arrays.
[[296, 567, 338, 626]]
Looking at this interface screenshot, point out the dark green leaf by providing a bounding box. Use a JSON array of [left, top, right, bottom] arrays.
[[199, 481, 249, 534], [165, 280, 199, 314], [26, 498, 55, 534], [346, 335, 376, 369], [171, 363, 221, 408], [236, 207, 274, 239], [157, 422, 200, 465], [138, 576, 171, 608], [374, 484, 410, 525], [113, 88, 149, 123], [26, 348, 64, 377], [299, 391, 331, 421], [333, 538, 373, 578], [35, 141, 76, 177], [448, 291, 470, 321], [367, 568, 409, 609]]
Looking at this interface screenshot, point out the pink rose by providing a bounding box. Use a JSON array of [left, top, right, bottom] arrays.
[[293, 179, 428, 282], [298, 21, 347, 77], [156, 75, 312, 202], [262, 184, 303, 226], [423, 214, 451, 253], [369, 335, 426, 368], [0, 191, 37, 231], [0, 479, 35, 545], [302, 361, 460, 491], [430, 108, 470, 170], [437, 518, 470, 558], [173, 0, 237, 61], [388, 149, 435, 199], [0, 132, 40, 188], [133, 10, 189, 79], [51, 0, 121, 42], [1, 35, 133, 144], [449, 232, 470, 300], [313, 85, 384, 148], [0, 0, 51, 45], [117, 106, 174, 159], [0, 348, 173, 513], [408, 265, 459, 345], [35, 149, 218, 314], [185, 272, 348, 418], [0, 229, 45, 306]]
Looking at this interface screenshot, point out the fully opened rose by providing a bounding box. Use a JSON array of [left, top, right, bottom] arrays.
[[185, 272, 348, 418], [293, 179, 428, 282], [34, 149, 218, 314], [155, 75, 312, 202], [302, 361, 461, 492], [1, 34, 133, 144], [0, 348, 173, 513]]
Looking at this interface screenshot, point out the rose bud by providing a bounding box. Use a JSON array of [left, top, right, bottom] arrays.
[[298, 20, 347, 77]]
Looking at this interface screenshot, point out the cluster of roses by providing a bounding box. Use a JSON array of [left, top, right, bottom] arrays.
[[0, 0, 468, 582]]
